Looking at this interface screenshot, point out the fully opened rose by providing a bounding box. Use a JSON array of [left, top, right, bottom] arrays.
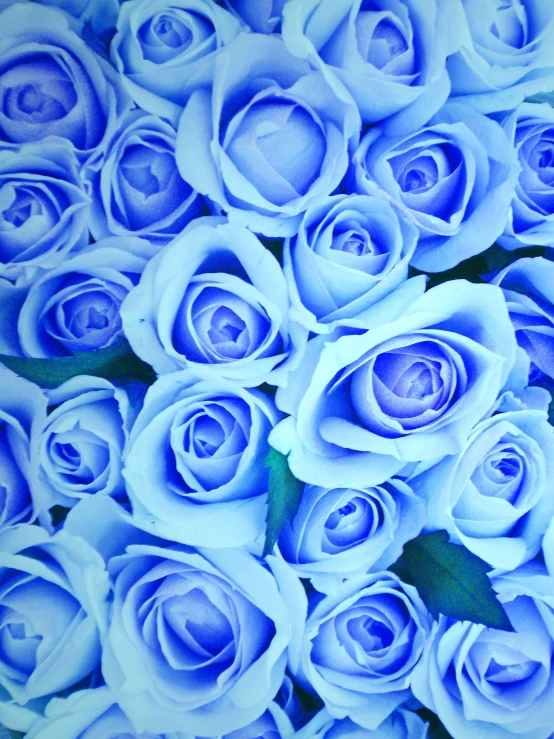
[[291, 572, 432, 729], [102, 544, 299, 735], [351, 102, 520, 271], [84, 108, 202, 245], [123, 370, 281, 547], [271, 281, 516, 488], [282, 0, 458, 133], [0, 236, 155, 357], [0, 142, 90, 283], [122, 218, 306, 385], [0, 3, 131, 160], [176, 32, 361, 236], [3, 1, 554, 738]]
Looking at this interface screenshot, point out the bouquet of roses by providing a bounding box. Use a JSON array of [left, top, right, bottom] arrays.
[[1, 0, 554, 737]]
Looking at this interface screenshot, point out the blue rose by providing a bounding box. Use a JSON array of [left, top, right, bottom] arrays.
[[284, 194, 423, 334], [282, 0, 457, 133], [83, 109, 202, 246], [111, 0, 242, 123], [225, 0, 286, 33], [290, 572, 432, 730], [0, 0, 120, 41], [122, 218, 306, 386], [447, 0, 554, 114], [176, 33, 361, 237], [0, 142, 90, 284], [123, 370, 281, 548], [295, 707, 429, 739], [101, 542, 301, 736], [413, 562, 554, 739], [270, 281, 516, 488], [351, 102, 520, 272], [0, 366, 47, 531], [491, 257, 554, 383], [411, 409, 554, 571], [31, 375, 141, 512], [24, 687, 188, 739], [0, 236, 155, 357], [0, 526, 110, 726], [0, 3, 131, 160], [24, 684, 296, 738], [496, 103, 554, 250], [278, 478, 425, 593]]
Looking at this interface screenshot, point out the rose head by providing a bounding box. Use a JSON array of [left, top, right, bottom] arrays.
[[447, 0, 554, 114], [411, 409, 554, 571], [25, 687, 190, 739], [497, 103, 554, 250], [111, 0, 242, 121], [0, 3, 131, 160], [25, 684, 294, 739], [121, 218, 306, 386], [491, 257, 554, 384], [176, 32, 361, 237], [123, 370, 281, 547], [102, 545, 298, 735], [84, 109, 202, 245], [9, 0, 120, 41], [271, 281, 516, 488], [283, 0, 457, 133], [291, 572, 433, 730], [0, 526, 110, 707], [351, 103, 520, 272], [413, 562, 554, 739], [0, 367, 47, 531], [32, 375, 140, 512], [0, 142, 90, 284], [278, 478, 425, 592], [10, 236, 155, 357], [284, 193, 422, 333], [295, 707, 429, 739]]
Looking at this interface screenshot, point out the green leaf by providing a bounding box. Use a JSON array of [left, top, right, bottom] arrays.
[[417, 709, 453, 739], [525, 91, 554, 106], [260, 238, 284, 265], [389, 531, 514, 631], [0, 339, 156, 389], [263, 448, 304, 557]]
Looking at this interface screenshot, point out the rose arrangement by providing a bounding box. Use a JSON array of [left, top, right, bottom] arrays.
[[1, 1, 554, 738]]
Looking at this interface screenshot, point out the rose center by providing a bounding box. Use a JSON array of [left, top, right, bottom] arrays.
[[62, 289, 122, 340], [485, 656, 539, 684], [401, 159, 438, 193], [191, 415, 226, 458], [491, 456, 520, 478], [162, 587, 234, 657], [145, 13, 192, 50], [154, 16, 192, 48], [333, 231, 371, 256], [347, 614, 394, 653], [389, 360, 442, 401], [490, 0, 528, 48], [355, 10, 410, 72], [207, 306, 247, 347], [85, 307, 109, 331], [57, 442, 80, 466], [1, 56, 78, 128], [3, 190, 41, 228]]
